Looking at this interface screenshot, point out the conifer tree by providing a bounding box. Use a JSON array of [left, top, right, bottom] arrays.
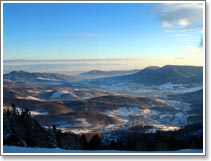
[[80, 134, 89, 150], [90, 134, 101, 150], [47, 125, 58, 148]]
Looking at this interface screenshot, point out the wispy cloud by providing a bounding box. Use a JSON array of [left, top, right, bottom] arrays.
[[183, 45, 202, 54], [67, 33, 103, 38], [163, 25, 202, 32], [155, 3, 204, 55], [156, 3, 203, 31], [175, 57, 183, 60]]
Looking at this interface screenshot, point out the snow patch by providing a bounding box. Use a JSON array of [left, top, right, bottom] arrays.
[[155, 98, 167, 104], [51, 90, 69, 98], [70, 129, 93, 134], [75, 118, 91, 127], [27, 90, 41, 94], [151, 124, 180, 132], [106, 107, 141, 117], [3, 146, 203, 154], [159, 114, 174, 120], [30, 111, 48, 116], [158, 83, 176, 90], [36, 77, 59, 81], [17, 96, 42, 101]]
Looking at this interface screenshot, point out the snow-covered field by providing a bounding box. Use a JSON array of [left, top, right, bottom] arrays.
[[57, 98, 191, 135], [86, 81, 203, 97], [106, 107, 141, 117], [3, 146, 203, 154], [4, 77, 203, 145], [11, 80, 198, 137]]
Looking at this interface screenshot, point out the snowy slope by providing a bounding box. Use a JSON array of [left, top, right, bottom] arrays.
[[3, 146, 203, 154]]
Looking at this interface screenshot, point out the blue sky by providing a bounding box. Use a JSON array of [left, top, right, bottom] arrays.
[[3, 2, 204, 67]]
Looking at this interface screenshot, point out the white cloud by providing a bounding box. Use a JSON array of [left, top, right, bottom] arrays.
[[156, 3, 203, 31], [178, 19, 190, 27], [183, 45, 202, 54]]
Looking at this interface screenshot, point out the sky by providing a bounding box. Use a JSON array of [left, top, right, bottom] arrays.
[[3, 2, 204, 71]]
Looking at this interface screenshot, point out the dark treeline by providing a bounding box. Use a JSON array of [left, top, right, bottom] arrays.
[[3, 104, 203, 151], [101, 123, 203, 151], [3, 104, 81, 149]]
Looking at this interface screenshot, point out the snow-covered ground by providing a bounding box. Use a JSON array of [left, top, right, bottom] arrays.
[[58, 98, 190, 135], [104, 107, 141, 123], [149, 124, 180, 132], [17, 96, 42, 101], [5, 79, 202, 143], [84, 80, 203, 97], [36, 77, 59, 81], [30, 111, 48, 116], [51, 90, 69, 98], [75, 118, 91, 127], [3, 146, 203, 154], [15, 83, 195, 136], [14, 107, 48, 116], [106, 107, 141, 117]]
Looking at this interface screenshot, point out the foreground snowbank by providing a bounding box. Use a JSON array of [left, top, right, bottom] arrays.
[[3, 146, 203, 154]]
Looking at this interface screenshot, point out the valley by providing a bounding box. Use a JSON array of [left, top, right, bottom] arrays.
[[3, 65, 203, 145]]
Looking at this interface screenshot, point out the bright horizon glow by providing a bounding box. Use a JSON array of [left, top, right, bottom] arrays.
[[3, 2, 204, 72], [3, 58, 203, 75]]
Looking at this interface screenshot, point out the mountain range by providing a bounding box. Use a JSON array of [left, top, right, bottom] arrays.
[[101, 65, 203, 85], [3, 71, 82, 83], [3, 65, 203, 135], [79, 69, 140, 79]]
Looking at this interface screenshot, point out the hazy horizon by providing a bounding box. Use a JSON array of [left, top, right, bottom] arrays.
[[3, 58, 203, 75]]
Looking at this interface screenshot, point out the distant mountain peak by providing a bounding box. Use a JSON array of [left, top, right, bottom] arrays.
[[109, 65, 203, 85], [162, 65, 202, 68], [9, 71, 29, 74], [82, 70, 105, 75], [4, 71, 83, 82], [143, 66, 160, 70], [79, 69, 140, 79]]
